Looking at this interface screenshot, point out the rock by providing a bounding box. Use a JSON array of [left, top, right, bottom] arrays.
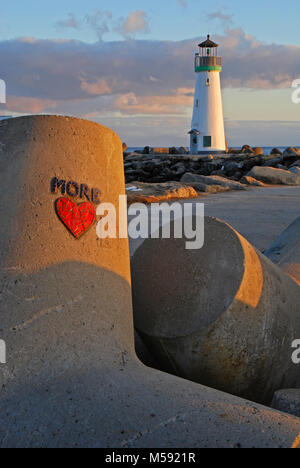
[[271, 390, 300, 418], [122, 142, 128, 152], [240, 176, 265, 187], [143, 146, 150, 154], [131, 216, 300, 405], [253, 147, 263, 155], [247, 166, 300, 185], [177, 146, 189, 155], [277, 164, 288, 170], [264, 217, 300, 285], [241, 145, 255, 154], [262, 156, 282, 167], [210, 170, 226, 177], [126, 181, 198, 204], [290, 160, 300, 168], [188, 182, 231, 194], [169, 146, 177, 155], [239, 156, 262, 172], [172, 162, 186, 176], [228, 147, 241, 154], [223, 161, 240, 177], [270, 148, 283, 156], [283, 147, 300, 157], [181, 173, 247, 191], [289, 166, 300, 175], [125, 152, 145, 161]]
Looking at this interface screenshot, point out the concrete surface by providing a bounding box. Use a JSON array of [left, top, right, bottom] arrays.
[[129, 187, 300, 257], [131, 216, 300, 405], [200, 187, 300, 252], [0, 116, 299, 448], [265, 217, 300, 285], [272, 390, 300, 418]]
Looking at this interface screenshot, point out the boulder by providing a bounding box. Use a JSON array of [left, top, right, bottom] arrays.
[[262, 157, 282, 167], [289, 166, 300, 175], [125, 152, 145, 161], [223, 161, 240, 177], [143, 146, 150, 154], [247, 166, 300, 185], [187, 182, 231, 194], [241, 145, 255, 154], [290, 160, 300, 168], [272, 390, 300, 418], [253, 147, 263, 155], [126, 181, 198, 204], [283, 147, 300, 157], [264, 217, 300, 285], [270, 148, 283, 156], [240, 176, 265, 187], [181, 173, 247, 191], [177, 146, 189, 155], [227, 147, 241, 154], [131, 217, 300, 405]]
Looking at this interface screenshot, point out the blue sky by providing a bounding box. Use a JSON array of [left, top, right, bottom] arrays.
[[0, 0, 299, 146], [1, 0, 299, 44]]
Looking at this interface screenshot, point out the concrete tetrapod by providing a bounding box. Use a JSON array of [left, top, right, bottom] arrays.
[[0, 116, 299, 448], [264, 217, 300, 286], [132, 217, 300, 406]]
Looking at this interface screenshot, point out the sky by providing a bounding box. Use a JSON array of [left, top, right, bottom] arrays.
[[0, 0, 299, 146]]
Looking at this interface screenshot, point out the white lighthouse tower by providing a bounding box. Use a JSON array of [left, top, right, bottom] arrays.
[[189, 35, 226, 154]]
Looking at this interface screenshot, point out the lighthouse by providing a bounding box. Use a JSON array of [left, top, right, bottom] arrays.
[[189, 35, 226, 154]]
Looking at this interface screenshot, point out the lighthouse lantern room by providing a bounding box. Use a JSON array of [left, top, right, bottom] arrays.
[[189, 35, 226, 154]]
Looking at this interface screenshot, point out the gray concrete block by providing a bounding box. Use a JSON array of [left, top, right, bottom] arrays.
[[265, 217, 300, 285], [272, 389, 300, 418], [132, 216, 300, 405]]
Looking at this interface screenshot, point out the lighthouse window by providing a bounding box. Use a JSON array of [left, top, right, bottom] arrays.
[[203, 136, 212, 147], [196, 100, 199, 107], [206, 78, 210, 86]]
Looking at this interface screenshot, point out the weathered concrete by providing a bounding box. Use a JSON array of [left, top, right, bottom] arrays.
[[265, 217, 300, 286], [132, 216, 300, 405], [272, 390, 300, 418], [0, 116, 299, 448]]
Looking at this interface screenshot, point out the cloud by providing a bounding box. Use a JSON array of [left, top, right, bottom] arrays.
[[116, 10, 150, 38], [207, 11, 234, 28], [113, 88, 193, 115], [0, 28, 299, 120], [85, 10, 112, 41], [177, 0, 188, 7], [80, 77, 112, 96], [6, 96, 57, 113], [57, 13, 79, 30], [56, 10, 112, 41]]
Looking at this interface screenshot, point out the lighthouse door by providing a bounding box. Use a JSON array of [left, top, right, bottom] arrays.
[[190, 134, 198, 154]]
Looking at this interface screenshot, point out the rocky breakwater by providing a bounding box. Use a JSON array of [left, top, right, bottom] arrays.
[[124, 146, 300, 203]]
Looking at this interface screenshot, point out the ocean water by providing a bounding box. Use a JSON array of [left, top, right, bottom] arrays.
[[127, 147, 290, 155]]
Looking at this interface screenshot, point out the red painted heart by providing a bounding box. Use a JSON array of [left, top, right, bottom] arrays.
[[55, 197, 96, 239]]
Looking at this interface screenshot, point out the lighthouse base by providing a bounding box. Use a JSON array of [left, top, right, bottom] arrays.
[[189, 150, 227, 155]]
